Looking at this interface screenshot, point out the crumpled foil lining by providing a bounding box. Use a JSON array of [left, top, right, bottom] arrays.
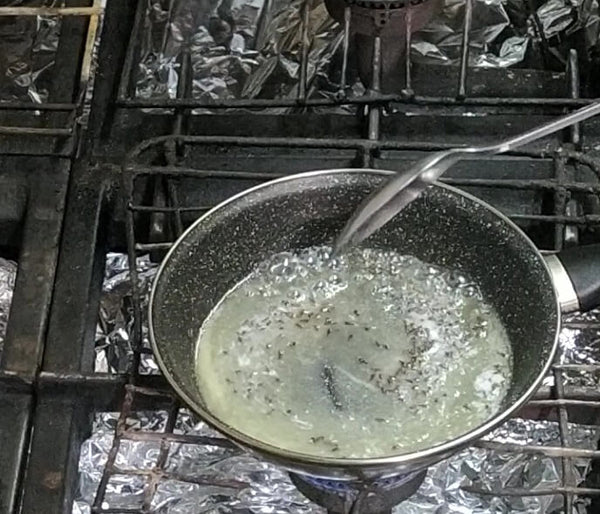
[[80, 252, 600, 513], [4, 0, 597, 105], [73, 411, 599, 513], [136, 0, 343, 105], [558, 308, 600, 388], [135, 0, 600, 104], [0, 0, 61, 103], [95, 253, 159, 374], [0, 257, 18, 360]]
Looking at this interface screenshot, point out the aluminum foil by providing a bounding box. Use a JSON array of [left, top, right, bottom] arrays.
[[136, 0, 342, 106], [559, 308, 600, 388], [0, 257, 17, 360], [73, 410, 599, 514], [399, 418, 598, 513], [81, 252, 600, 513], [133, 0, 600, 105], [411, 0, 529, 67], [3, 0, 599, 105], [95, 253, 159, 375], [0, 0, 61, 103]]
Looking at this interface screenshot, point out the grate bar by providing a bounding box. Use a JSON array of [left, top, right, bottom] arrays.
[[126, 165, 286, 179], [554, 363, 600, 370], [508, 214, 600, 224], [128, 204, 213, 213], [123, 174, 145, 383], [462, 486, 600, 497], [124, 176, 599, 194], [115, 94, 600, 110], [0, 102, 77, 111], [91, 387, 135, 512], [456, 0, 473, 98], [141, 401, 179, 511], [122, 430, 238, 449], [123, 135, 599, 163], [474, 440, 600, 459], [298, 0, 311, 102], [554, 367, 577, 512], [339, 7, 351, 92], [80, 0, 103, 89], [117, 0, 146, 100], [135, 242, 173, 252], [0, 6, 101, 16], [528, 399, 600, 408], [404, 5, 413, 94], [110, 467, 249, 490], [567, 50, 581, 146], [367, 36, 382, 142], [0, 126, 73, 136]]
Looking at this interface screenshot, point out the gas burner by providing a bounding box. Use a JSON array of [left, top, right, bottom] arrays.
[[289, 471, 427, 514], [325, 0, 441, 91], [326, 0, 436, 37]]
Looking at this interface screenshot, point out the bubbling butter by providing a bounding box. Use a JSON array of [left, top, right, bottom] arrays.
[[195, 246, 512, 458]]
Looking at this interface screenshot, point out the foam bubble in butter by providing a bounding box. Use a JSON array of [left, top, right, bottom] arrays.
[[195, 246, 512, 458]]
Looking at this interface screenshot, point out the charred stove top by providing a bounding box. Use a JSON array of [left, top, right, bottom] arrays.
[[1, 1, 600, 514]]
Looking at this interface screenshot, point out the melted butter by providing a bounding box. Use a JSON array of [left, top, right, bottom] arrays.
[[195, 246, 512, 458]]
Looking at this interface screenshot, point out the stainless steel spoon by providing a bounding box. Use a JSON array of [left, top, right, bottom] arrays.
[[334, 102, 600, 253]]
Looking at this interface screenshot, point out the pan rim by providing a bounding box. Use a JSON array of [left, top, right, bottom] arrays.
[[148, 168, 561, 473]]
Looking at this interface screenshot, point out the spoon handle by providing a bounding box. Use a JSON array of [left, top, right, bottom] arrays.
[[489, 102, 600, 154], [334, 102, 600, 253]]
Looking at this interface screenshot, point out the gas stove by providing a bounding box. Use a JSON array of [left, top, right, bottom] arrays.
[[1, 1, 600, 513]]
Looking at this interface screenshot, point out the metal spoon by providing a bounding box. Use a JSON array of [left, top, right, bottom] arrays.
[[334, 102, 600, 254]]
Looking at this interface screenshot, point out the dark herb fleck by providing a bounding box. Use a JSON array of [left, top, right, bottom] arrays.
[[321, 364, 343, 410]]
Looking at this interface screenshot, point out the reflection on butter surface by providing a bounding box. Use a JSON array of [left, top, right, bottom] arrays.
[[195, 246, 512, 458]]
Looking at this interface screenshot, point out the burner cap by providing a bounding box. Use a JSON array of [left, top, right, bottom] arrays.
[[325, 0, 437, 36], [289, 471, 427, 513]]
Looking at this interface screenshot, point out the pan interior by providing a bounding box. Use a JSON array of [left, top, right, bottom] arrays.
[[151, 171, 558, 456]]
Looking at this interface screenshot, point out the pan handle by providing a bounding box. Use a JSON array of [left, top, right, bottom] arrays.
[[545, 244, 600, 313]]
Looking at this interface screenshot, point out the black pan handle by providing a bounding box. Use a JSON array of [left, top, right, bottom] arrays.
[[548, 244, 600, 313]]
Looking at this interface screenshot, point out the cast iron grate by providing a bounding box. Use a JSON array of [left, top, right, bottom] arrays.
[[1, 0, 595, 512], [83, 0, 600, 511], [106, 156, 600, 512], [0, 2, 103, 512], [0, 0, 102, 156]]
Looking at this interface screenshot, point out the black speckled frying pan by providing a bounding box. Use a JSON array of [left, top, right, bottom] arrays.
[[149, 169, 600, 481]]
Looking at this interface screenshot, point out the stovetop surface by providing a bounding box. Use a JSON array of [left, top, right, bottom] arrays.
[[1, 1, 600, 513]]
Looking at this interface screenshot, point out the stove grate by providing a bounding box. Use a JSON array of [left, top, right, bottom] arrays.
[[3, 0, 600, 513], [0, 1, 102, 156]]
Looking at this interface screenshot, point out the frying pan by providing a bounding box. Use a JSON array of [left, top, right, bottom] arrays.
[[149, 169, 600, 480]]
